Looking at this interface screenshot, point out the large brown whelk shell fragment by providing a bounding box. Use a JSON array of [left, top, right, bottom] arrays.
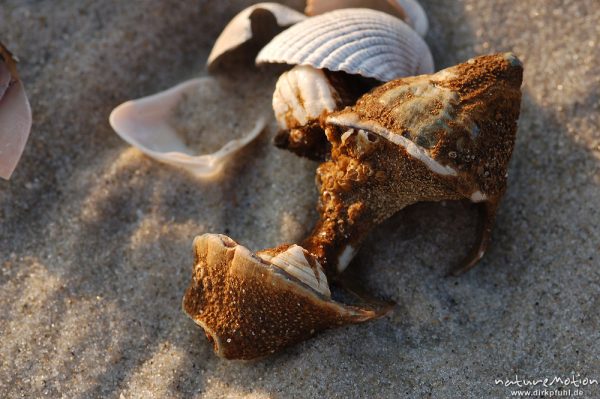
[[302, 53, 524, 274], [182, 234, 382, 360]]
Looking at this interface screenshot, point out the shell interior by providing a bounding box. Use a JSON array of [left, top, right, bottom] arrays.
[[258, 244, 331, 297], [109, 76, 268, 178]]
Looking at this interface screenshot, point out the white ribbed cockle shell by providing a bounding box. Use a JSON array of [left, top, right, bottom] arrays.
[[256, 8, 434, 82]]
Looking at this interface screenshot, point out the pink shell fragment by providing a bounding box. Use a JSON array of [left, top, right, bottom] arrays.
[[0, 46, 32, 180]]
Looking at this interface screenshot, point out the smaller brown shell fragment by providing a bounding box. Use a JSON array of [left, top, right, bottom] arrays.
[[182, 234, 382, 360], [302, 53, 524, 274]]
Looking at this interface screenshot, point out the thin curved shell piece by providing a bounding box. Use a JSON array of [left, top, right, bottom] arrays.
[[305, 0, 407, 21], [207, 2, 306, 69], [109, 77, 266, 178], [0, 43, 32, 180], [256, 8, 433, 82], [397, 0, 428, 37]]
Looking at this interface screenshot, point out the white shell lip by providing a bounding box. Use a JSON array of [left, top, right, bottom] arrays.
[[109, 77, 266, 178], [327, 112, 458, 176], [256, 8, 434, 82], [207, 2, 306, 69]]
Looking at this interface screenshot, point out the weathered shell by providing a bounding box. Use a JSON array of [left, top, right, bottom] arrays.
[[305, 0, 428, 37], [0, 42, 32, 180], [327, 53, 524, 202], [256, 8, 434, 82], [273, 65, 341, 131], [300, 53, 523, 274], [109, 77, 267, 178], [182, 234, 381, 359], [207, 2, 306, 69]]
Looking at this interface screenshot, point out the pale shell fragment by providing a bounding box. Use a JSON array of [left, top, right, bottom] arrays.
[[207, 2, 306, 69], [305, 0, 428, 37], [305, 0, 407, 20], [272, 65, 341, 130], [397, 0, 428, 37], [0, 43, 32, 180], [109, 77, 266, 178], [256, 8, 434, 82]]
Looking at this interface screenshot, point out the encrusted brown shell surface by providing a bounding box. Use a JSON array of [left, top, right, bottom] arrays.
[[304, 53, 523, 272], [328, 53, 523, 202], [182, 234, 380, 360]]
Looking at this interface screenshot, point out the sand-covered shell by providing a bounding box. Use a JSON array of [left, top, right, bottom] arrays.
[[256, 8, 433, 82], [327, 53, 524, 203], [301, 53, 523, 274], [305, 0, 428, 37], [207, 2, 306, 70], [109, 77, 267, 178], [182, 234, 382, 359], [0, 42, 32, 180]]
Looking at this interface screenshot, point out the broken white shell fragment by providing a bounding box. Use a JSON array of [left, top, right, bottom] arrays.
[[273, 65, 341, 130], [0, 42, 32, 180], [256, 8, 433, 82], [397, 0, 428, 37], [109, 77, 266, 178], [207, 2, 306, 69]]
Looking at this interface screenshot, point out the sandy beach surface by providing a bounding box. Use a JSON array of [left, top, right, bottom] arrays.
[[1, 0, 599, 397]]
